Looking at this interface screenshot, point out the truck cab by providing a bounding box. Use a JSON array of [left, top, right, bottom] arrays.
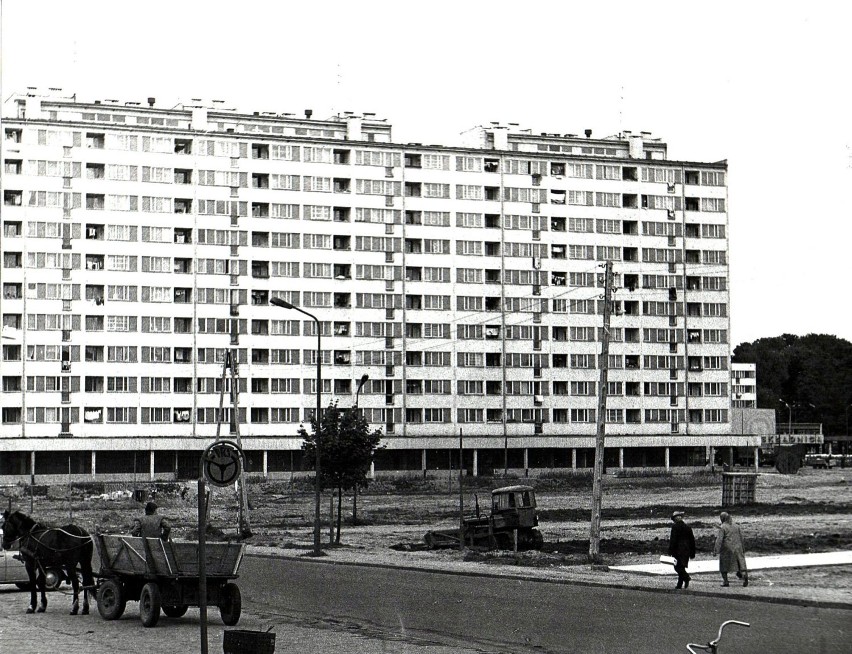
[[491, 485, 539, 531]]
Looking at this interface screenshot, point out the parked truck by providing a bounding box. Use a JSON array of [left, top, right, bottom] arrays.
[[424, 485, 544, 551]]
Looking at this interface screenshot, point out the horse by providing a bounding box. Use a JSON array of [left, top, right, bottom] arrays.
[[1, 509, 96, 615]]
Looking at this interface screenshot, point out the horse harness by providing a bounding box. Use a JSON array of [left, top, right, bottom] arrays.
[[14, 523, 93, 560]]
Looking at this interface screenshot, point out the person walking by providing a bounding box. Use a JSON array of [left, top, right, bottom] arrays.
[[131, 501, 171, 541], [668, 510, 696, 589], [714, 511, 748, 587]]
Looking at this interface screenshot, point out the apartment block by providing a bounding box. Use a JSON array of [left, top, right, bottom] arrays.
[[0, 89, 756, 480]]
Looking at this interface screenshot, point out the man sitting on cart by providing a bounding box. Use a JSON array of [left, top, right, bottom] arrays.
[[131, 501, 171, 541]]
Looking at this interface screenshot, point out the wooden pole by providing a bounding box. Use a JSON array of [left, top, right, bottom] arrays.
[[68, 454, 73, 521], [589, 260, 613, 563], [229, 352, 252, 538], [458, 428, 464, 551]]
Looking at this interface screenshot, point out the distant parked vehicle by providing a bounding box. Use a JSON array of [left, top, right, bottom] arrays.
[[0, 529, 32, 590], [804, 453, 832, 469]]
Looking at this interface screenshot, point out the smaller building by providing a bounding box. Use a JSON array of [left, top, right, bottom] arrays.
[[731, 363, 756, 408]]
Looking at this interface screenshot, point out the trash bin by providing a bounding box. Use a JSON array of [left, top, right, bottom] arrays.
[[721, 472, 757, 507], [223, 629, 275, 654]]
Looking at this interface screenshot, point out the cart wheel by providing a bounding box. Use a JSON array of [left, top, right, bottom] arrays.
[[97, 579, 126, 620], [139, 582, 162, 628], [219, 582, 242, 626], [162, 604, 189, 618]]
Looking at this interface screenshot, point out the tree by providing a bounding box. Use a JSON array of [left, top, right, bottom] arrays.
[[733, 333, 852, 436], [298, 400, 384, 544]]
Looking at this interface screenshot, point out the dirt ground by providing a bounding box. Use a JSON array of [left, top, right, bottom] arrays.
[[4, 467, 852, 591]]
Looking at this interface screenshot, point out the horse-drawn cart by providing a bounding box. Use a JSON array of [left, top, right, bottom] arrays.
[[94, 534, 244, 628]]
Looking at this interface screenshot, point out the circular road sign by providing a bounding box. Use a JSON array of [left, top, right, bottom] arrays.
[[202, 440, 243, 487]]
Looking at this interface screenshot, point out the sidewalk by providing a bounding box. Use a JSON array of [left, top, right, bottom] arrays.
[[611, 551, 852, 575]]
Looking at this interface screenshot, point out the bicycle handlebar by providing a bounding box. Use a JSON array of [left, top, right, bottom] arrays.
[[711, 620, 750, 644], [687, 620, 750, 653]]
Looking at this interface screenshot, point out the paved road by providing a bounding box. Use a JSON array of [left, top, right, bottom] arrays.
[[239, 556, 851, 654], [0, 584, 482, 654], [2, 555, 849, 654]]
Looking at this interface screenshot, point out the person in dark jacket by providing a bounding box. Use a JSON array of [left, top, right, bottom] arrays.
[[131, 501, 171, 541], [668, 510, 696, 589]]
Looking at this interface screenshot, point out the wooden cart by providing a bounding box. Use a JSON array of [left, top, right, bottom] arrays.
[[93, 534, 245, 628]]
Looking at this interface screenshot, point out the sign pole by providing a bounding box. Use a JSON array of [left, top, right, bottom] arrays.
[[198, 439, 243, 654], [198, 475, 208, 654]]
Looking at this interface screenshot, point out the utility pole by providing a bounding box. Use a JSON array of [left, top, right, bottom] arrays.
[[458, 428, 464, 551], [215, 350, 252, 539], [589, 261, 614, 563]]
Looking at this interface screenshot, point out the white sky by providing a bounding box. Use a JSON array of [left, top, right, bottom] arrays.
[[2, 0, 850, 347]]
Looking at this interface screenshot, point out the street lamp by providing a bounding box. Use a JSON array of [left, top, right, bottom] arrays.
[[354, 374, 369, 410], [351, 374, 369, 526], [270, 297, 323, 556], [847, 404, 852, 437], [779, 399, 792, 437]]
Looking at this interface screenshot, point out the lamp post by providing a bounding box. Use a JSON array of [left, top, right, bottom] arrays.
[[270, 297, 323, 555], [351, 374, 369, 526], [354, 373, 369, 410], [846, 404, 852, 439], [779, 399, 792, 438]]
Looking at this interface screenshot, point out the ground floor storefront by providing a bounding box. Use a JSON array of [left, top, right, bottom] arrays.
[[0, 442, 759, 483]]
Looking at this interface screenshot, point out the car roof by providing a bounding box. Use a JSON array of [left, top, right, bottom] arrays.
[[492, 485, 535, 494]]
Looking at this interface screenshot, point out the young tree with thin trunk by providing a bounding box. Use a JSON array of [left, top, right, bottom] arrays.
[[299, 400, 384, 544]]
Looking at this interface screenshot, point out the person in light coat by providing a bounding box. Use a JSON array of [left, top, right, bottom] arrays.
[[714, 511, 748, 587]]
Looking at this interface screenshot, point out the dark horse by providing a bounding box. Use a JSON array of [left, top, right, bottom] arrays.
[[1, 510, 96, 615]]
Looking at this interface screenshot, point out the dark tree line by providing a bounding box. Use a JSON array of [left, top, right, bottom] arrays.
[[733, 334, 852, 436]]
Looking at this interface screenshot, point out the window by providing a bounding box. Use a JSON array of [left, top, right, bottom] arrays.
[[423, 183, 450, 199], [252, 143, 269, 159], [456, 156, 482, 172], [86, 132, 105, 149], [86, 194, 105, 210]]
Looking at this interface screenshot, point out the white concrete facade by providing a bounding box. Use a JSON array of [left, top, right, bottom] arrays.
[[0, 89, 757, 477]]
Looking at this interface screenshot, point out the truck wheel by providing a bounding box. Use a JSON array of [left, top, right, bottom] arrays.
[[495, 533, 512, 550], [139, 582, 162, 627], [97, 579, 126, 620], [219, 582, 241, 626], [162, 604, 188, 618], [530, 529, 544, 550]]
